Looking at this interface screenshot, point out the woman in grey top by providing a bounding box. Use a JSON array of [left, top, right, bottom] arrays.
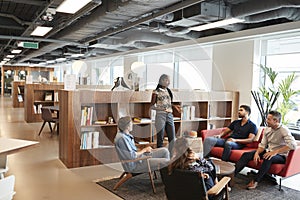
[[151, 74, 176, 153]]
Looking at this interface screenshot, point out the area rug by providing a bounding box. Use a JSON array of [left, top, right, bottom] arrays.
[[97, 173, 300, 200]]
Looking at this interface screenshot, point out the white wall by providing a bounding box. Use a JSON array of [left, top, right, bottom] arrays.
[[212, 40, 256, 106]]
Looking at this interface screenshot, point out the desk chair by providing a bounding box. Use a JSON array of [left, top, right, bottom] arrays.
[[160, 167, 231, 200], [0, 175, 16, 200], [38, 107, 59, 136]]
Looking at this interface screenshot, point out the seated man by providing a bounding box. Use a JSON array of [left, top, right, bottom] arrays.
[[115, 116, 170, 173], [203, 105, 258, 161], [235, 110, 297, 190]]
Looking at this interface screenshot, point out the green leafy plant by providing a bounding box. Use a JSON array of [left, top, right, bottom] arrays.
[[251, 65, 300, 126]]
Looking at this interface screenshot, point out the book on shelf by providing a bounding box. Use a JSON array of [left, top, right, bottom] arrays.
[[44, 92, 53, 101], [137, 141, 150, 144], [17, 94, 23, 102], [54, 92, 59, 102], [133, 117, 151, 123], [80, 106, 94, 126], [182, 105, 196, 120], [94, 120, 107, 125], [80, 131, 99, 149], [34, 104, 42, 114]]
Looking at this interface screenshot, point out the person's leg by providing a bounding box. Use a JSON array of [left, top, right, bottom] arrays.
[[254, 154, 286, 183], [222, 141, 244, 161], [165, 113, 176, 152], [234, 150, 256, 175], [155, 112, 167, 148], [203, 137, 226, 158]]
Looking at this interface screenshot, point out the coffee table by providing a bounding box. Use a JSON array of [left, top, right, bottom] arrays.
[[210, 158, 235, 186]]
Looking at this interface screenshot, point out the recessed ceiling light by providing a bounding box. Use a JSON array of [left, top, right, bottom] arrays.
[[11, 49, 22, 54], [31, 26, 53, 36], [56, 0, 92, 14], [4, 58, 10, 61]]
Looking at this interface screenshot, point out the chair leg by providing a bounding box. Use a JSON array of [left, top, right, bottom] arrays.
[[148, 171, 156, 193], [147, 159, 156, 193], [113, 173, 133, 190], [278, 178, 282, 191], [38, 121, 46, 136], [48, 122, 53, 132]]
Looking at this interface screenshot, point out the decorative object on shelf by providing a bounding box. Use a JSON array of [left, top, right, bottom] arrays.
[[111, 77, 131, 91]]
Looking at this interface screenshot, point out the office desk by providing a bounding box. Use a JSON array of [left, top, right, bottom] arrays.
[[0, 138, 39, 176]]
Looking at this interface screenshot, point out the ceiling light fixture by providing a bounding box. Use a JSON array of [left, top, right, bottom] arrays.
[[4, 58, 10, 61], [56, 0, 92, 14], [6, 55, 15, 58], [31, 26, 53, 36], [11, 49, 22, 54], [189, 18, 245, 32]]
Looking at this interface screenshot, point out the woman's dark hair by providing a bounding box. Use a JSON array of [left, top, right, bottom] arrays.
[[155, 74, 173, 101]]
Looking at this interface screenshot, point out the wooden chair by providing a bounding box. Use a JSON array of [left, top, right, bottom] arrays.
[[113, 155, 157, 193], [38, 107, 59, 136], [0, 175, 16, 200], [160, 167, 231, 200]]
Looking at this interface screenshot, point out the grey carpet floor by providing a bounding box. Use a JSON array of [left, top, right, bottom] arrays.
[[97, 173, 300, 200]]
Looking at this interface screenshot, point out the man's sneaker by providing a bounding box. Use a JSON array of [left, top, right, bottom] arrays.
[[247, 180, 258, 190]]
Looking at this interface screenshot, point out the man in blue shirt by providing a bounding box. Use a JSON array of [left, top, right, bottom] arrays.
[[203, 105, 258, 161], [115, 116, 170, 173]]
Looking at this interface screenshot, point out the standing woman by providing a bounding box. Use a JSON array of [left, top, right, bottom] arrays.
[[151, 74, 176, 152]]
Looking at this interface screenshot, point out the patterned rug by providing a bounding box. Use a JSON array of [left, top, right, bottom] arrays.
[[97, 173, 300, 200]]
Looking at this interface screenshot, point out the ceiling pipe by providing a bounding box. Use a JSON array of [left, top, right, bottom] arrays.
[[231, 0, 300, 17], [244, 8, 300, 23]]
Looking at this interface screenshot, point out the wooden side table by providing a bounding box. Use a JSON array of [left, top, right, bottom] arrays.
[[211, 158, 235, 186]]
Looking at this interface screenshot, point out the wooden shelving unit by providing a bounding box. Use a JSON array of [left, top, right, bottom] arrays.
[[24, 83, 64, 123], [12, 81, 25, 108], [59, 90, 239, 168]]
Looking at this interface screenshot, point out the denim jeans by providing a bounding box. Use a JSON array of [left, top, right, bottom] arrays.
[[203, 137, 244, 161], [155, 112, 175, 152], [235, 150, 286, 182]]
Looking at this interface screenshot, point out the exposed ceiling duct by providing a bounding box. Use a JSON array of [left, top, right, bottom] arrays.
[[1, 0, 300, 65]]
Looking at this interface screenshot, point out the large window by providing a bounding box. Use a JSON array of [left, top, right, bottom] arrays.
[[263, 37, 300, 130]]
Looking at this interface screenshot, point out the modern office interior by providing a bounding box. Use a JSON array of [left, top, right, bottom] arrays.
[[1, 1, 300, 199]]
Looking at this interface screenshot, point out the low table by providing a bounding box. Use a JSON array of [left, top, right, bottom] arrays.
[[210, 158, 235, 186]]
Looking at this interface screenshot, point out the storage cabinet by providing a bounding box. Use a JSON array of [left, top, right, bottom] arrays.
[[24, 83, 64, 122], [59, 90, 239, 168]]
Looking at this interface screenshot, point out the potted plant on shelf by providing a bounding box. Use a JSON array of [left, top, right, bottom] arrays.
[[251, 65, 300, 126]]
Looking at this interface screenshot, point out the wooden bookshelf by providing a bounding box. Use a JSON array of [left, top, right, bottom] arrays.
[[24, 83, 64, 123], [59, 90, 239, 168], [12, 81, 25, 108]]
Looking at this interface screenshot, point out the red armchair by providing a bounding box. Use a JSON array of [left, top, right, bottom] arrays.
[[201, 128, 300, 190]]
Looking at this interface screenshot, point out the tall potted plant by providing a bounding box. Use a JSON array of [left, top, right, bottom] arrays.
[[251, 65, 300, 126]]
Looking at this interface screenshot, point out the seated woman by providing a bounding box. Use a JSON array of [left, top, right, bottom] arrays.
[[168, 137, 218, 192]]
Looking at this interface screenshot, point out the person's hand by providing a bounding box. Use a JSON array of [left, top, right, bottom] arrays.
[[227, 138, 236, 142], [214, 134, 221, 138], [263, 151, 276, 160], [253, 152, 260, 165], [202, 173, 210, 179]]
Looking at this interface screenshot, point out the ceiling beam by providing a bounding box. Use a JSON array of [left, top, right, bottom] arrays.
[[0, 35, 82, 46]]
